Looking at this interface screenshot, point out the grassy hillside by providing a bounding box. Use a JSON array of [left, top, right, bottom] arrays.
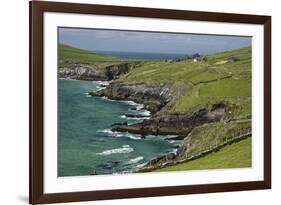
[[58, 44, 135, 69], [156, 137, 252, 172], [121, 46, 252, 117]]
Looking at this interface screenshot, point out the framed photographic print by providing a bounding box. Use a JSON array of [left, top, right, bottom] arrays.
[[30, 1, 271, 204]]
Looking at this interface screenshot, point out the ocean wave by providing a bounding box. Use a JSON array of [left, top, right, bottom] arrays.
[[138, 110, 151, 116], [124, 100, 139, 106], [136, 162, 147, 168], [94, 81, 110, 86], [119, 115, 150, 120], [97, 129, 143, 140], [96, 86, 106, 91], [120, 115, 127, 119], [122, 101, 146, 111], [96, 145, 134, 156], [127, 107, 151, 117], [100, 96, 116, 102], [171, 148, 178, 154], [84, 93, 91, 97], [126, 135, 142, 140], [126, 156, 144, 164], [97, 129, 123, 137], [164, 135, 178, 139], [135, 104, 144, 110]]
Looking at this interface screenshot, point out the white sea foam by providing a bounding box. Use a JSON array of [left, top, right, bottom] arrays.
[[122, 101, 147, 111], [119, 115, 150, 120], [126, 156, 144, 164], [124, 100, 139, 106], [94, 81, 110, 86], [165, 135, 178, 138], [136, 162, 147, 168], [101, 96, 115, 101], [126, 135, 142, 140], [97, 128, 113, 134], [97, 129, 121, 137], [120, 115, 126, 119], [138, 110, 151, 116], [95, 86, 106, 91], [84, 93, 91, 97], [96, 145, 134, 156], [135, 104, 144, 110], [171, 148, 178, 154], [97, 129, 142, 140]]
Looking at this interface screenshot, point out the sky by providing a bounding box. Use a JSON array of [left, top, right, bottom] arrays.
[[59, 27, 251, 55]]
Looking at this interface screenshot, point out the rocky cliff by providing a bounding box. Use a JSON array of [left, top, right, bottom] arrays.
[[90, 82, 172, 113], [112, 103, 226, 136], [58, 62, 137, 81]]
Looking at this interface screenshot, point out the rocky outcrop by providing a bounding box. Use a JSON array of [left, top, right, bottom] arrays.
[[112, 103, 226, 136], [89, 82, 172, 113], [58, 62, 137, 81], [104, 63, 133, 80], [59, 66, 108, 81]]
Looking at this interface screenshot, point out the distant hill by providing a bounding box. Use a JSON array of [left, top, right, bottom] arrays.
[[58, 44, 124, 63]]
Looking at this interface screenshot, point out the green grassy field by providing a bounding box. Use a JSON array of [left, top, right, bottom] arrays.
[[156, 137, 252, 172], [121, 46, 252, 115], [59, 44, 137, 69], [59, 44, 122, 61], [122, 61, 209, 84], [200, 78, 251, 97]]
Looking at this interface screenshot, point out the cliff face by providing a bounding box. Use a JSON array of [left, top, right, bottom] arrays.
[[112, 104, 226, 136], [58, 62, 137, 81], [104, 63, 133, 80], [90, 82, 172, 114], [59, 66, 108, 81]]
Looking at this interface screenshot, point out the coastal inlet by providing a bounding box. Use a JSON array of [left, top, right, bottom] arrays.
[[58, 79, 181, 176]]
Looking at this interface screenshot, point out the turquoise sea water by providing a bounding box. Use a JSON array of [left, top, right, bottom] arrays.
[[58, 79, 178, 176]]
